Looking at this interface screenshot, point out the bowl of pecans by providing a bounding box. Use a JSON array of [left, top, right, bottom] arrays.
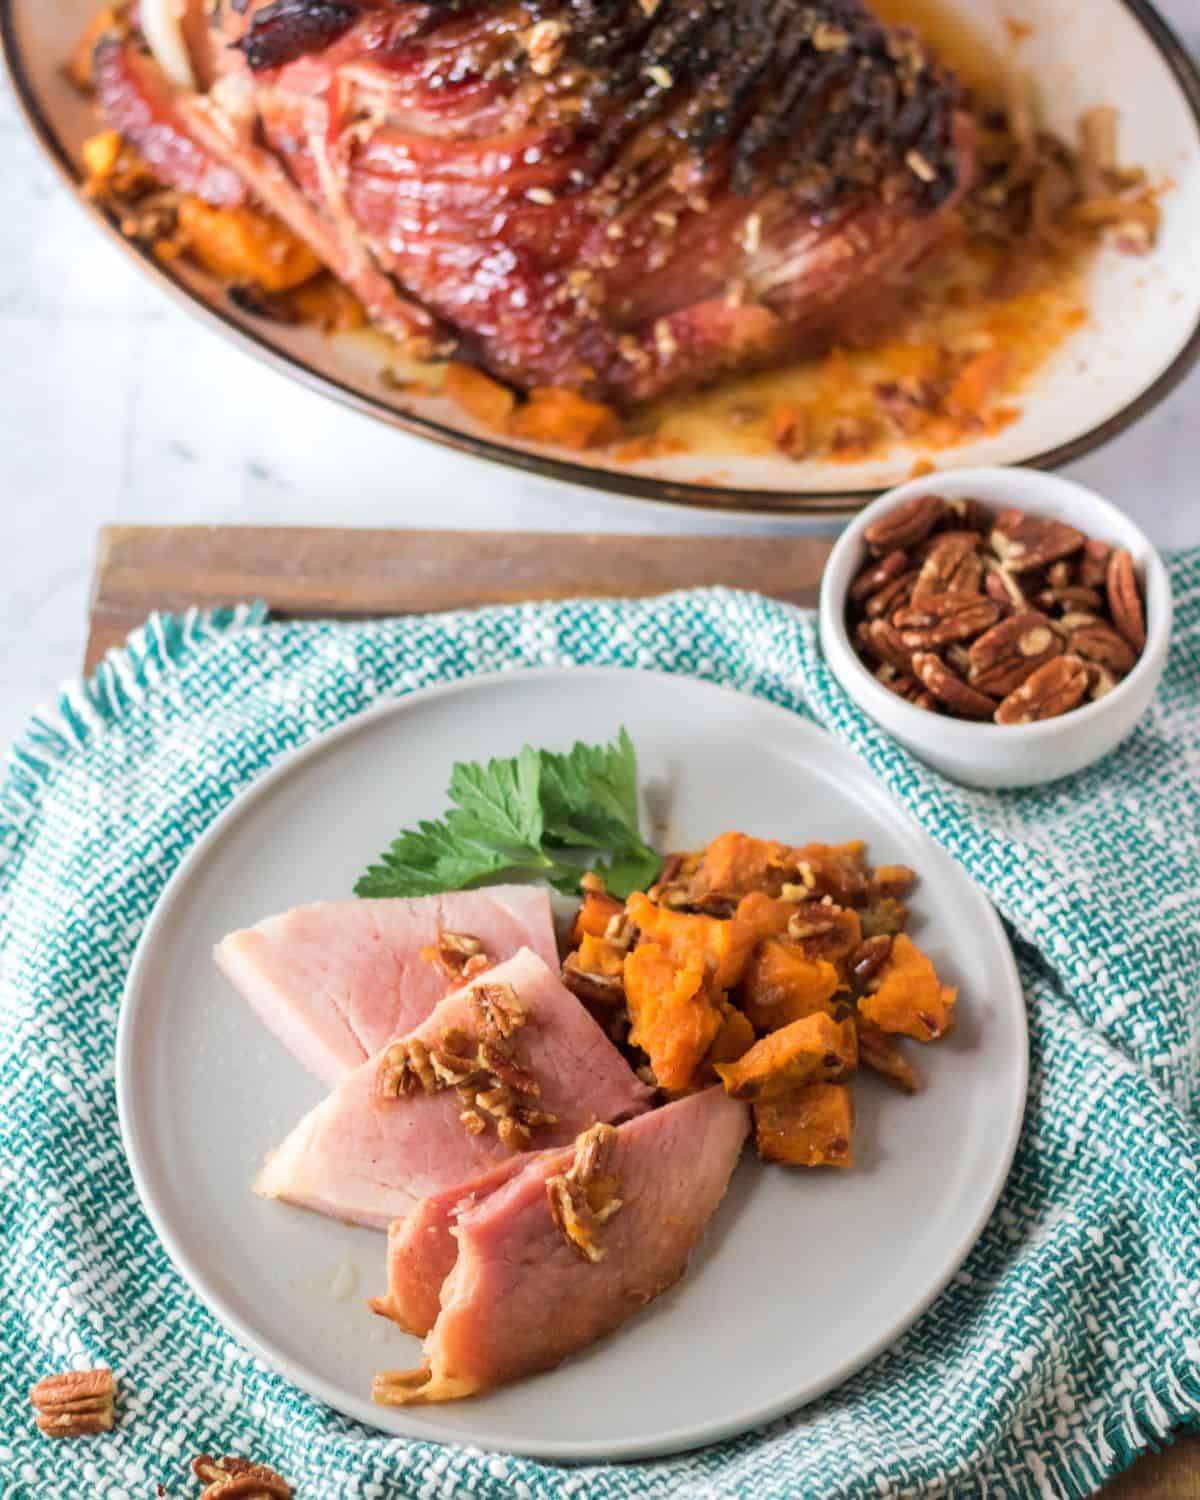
[[819, 468, 1171, 789]]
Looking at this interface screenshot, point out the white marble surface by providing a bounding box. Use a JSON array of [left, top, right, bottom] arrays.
[[2, 1, 1198, 754]]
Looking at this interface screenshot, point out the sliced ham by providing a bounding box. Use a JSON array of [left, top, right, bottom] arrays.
[[215, 887, 558, 1086], [373, 1087, 749, 1405], [254, 949, 652, 1229]]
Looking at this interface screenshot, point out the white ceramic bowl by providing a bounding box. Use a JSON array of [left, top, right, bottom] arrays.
[[819, 468, 1172, 789]]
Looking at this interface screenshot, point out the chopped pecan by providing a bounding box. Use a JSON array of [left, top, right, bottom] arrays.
[[478, 1039, 539, 1096], [857, 1016, 921, 1094], [470, 981, 528, 1041], [895, 595, 1000, 649], [192, 1456, 292, 1500], [1069, 621, 1137, 677], [561, 956, 626, 1008], [1106, 549, 1147, 652], [967, 610, 1063, 696], [990, 510, 1085, 573], [910, 653, 999, 720], [850, 935, 892, 990], [864, 493, 944, 553], [995, 654, 1089, 724], [29, 1368, 115, 1439], [377, 1037, 436, 1098], [849, 549, 909, 602], [421, 929, 491, 984], [546, 1123, 622, 1263]]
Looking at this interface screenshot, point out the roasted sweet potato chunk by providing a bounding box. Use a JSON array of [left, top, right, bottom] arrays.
[[734, 890, 798, 939], [754, 1083, 854, 1167], [707, 1004, 756, 1067], [856, 1017, 921, 1094], [176, 199, 321, 291], [626, 893, 754, 989], [572, 933, 625, 980], [624, 944, 723, 1094], [858, 934, 956, 1041], [444, 363, 517, 432], [738, 939, 841, 1033], [570, 891, 626, 946], [714, 1013, 857, 1102]]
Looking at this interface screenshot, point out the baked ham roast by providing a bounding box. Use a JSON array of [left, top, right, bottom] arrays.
[[214, 889, 558, 1086], [254, 948, 653, 1227], [373, 1087, 749, 1404], [93, 0, 974, 404]]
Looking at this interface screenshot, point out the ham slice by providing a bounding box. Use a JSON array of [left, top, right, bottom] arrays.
[[215, 888, 558, 1086], [373, 1087, 749, 1405], [254, 949, 652, 1228]]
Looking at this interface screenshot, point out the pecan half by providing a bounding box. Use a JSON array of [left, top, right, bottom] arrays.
[[967, 610, 1063, 697], [995, 654, 1089, 724], [862, 618, 913, 675], [421, 929, 491, 985], [29, 1368, 114, 1439], [849, 549, 909, 602], [1107, 549, 1147, 652], [1038, 585, 1104, 615], [910, 652, 999, 720], [192, 1456, 292, 1500], [984, 560, 1030, 613], [944, 496, 993, 532], [1079, 537, 1112, 590], [876, 670, 936, 711], [546, 1123, 622, 1263], [1069, 621, 1137, 677], [865, 570, 918, 618], [864, 493, 944, 553], [990, 510, 1085, 573], [377, 1037, 436, 1098], [895, 594, 1000, 649], [857, 1016, 921, 1094], [912, 534, 983, 600]]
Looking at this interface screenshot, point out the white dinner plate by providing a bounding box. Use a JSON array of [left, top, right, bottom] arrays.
[[116, 668, 1028, 1461]]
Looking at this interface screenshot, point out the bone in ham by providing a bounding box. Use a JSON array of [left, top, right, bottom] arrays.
[[253, 948, 653, 1228], [215, 888, 559, 1086], [93, 0, 973, 403], [373, 1086, 749, 1405]]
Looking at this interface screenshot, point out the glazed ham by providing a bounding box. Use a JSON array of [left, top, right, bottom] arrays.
[[373, 1087, 749, 1405], [93, 0, 973, 403], [254, 948, 652, 1227], [214, 888, 558, 1086]]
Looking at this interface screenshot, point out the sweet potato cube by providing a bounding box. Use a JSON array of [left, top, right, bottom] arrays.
[[856, 1017, 921, 1094], [572, 933, 625, 979], [511, 388, 622, 449], [739, 939, 841, 1033], [624, 943, 723, 1094], [707, 1004, 756, 1067], [699, 832, 793, 898], [714, 1013, 857, 1102], [443, 363, 517, 432], [626, 893, 755, 988], [177, 199, 322, 291], [858, 933, 957, 1041], [754, 1083, 854, 1167], [734, 890, 798, 940], [570, 891, 625, 946]]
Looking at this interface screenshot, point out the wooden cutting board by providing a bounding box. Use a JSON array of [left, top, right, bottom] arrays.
[[85, 524, 1197, 1500]]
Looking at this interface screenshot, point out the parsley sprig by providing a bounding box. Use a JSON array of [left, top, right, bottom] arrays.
[[355, 729, 661, 900]]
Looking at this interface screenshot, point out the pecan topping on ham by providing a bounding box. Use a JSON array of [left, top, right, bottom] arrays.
[[546, 1123, 623, 1263]]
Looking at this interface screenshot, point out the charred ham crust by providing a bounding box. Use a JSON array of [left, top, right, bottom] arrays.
[[234, 0, 361, 71], [225, 1, 962, 207]]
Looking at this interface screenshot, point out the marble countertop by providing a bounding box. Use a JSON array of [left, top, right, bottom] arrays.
[[2, 0, 1198, 753]]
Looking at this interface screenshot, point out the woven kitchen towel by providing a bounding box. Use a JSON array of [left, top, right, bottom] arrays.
[[2, 561, 1199, 1500]]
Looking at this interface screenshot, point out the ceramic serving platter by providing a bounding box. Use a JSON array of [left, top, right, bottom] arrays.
[[116, 668, 1028, 1460], [4, 0, 1200, 514]]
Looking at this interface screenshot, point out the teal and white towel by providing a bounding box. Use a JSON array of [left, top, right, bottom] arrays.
[[2, 557, 1198, 1499]]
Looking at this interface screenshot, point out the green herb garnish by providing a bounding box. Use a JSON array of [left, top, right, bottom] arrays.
[[355, 728, 661, 900]]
